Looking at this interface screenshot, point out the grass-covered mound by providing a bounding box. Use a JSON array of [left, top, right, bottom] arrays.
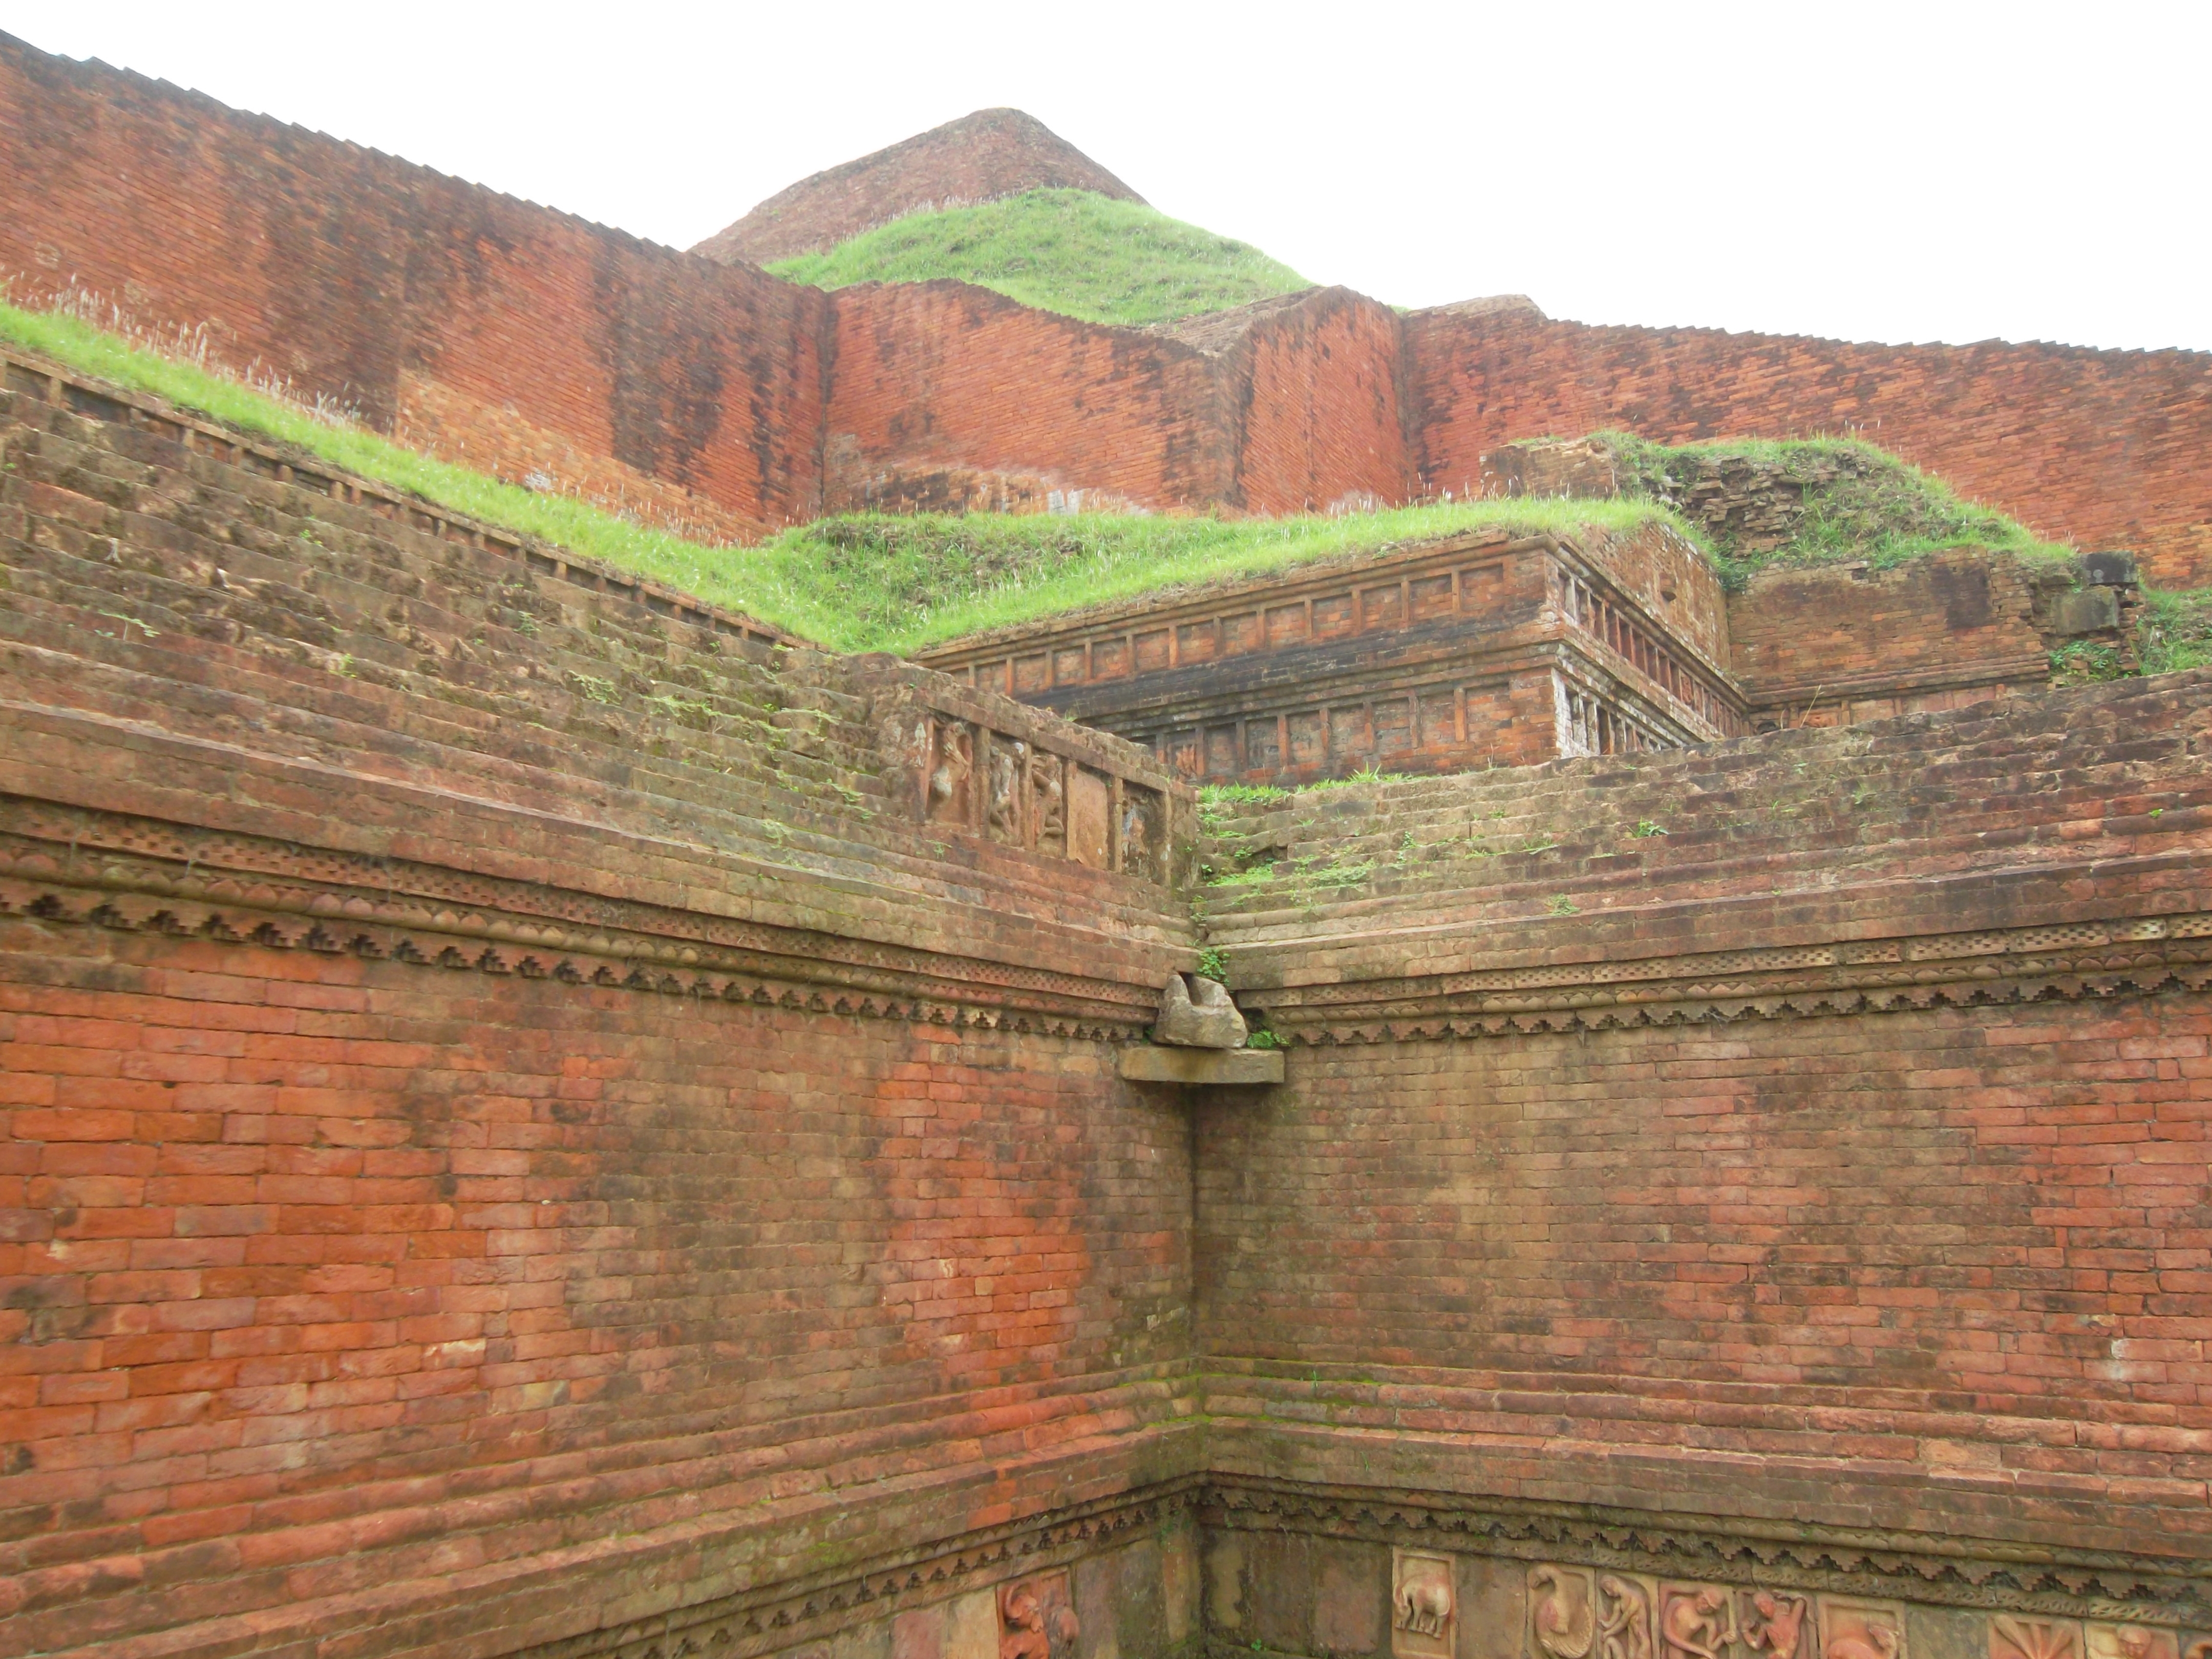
[[1594, 431, 2071, 587], [748, 501, 1668, 652], [0, 302, 1664, 654], [765, 189, 1311, 327]]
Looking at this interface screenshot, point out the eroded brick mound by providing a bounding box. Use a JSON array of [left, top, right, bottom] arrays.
[[694, 107, 1144, 265]]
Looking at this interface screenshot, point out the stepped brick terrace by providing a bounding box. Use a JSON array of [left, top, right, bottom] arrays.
[[2, 31, 2210, 1659]]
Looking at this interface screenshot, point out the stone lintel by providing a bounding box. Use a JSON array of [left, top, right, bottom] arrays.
[[1118, 1046, 1284, 1085]]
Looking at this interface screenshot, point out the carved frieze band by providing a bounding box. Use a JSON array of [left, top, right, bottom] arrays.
[[0, 801, 1158, 1038], [1247, 910, 2212, 1044], [901, 709, 1169, 882], [1201, 1479, 2211, 1631], [517, 1481, 1194, 1659]]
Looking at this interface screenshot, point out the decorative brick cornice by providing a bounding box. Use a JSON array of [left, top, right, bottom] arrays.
[[1200, 1476, 2212, 1630], [0, 799, 1157, 1040], [520, 1481, 1200, 1659], [1248, 908, 2212, 1044]]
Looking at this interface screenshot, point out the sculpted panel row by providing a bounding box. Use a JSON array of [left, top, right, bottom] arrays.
[[1380, 1557, 2208, 1659]]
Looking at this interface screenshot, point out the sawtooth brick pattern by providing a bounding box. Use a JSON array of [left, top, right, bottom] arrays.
[[1409, 306, 2212, 588]]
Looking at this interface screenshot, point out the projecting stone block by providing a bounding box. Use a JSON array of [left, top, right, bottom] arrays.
[[1118, 1046, 1283, 1085], [2050, 586, 2121, 636], [1153, 973, 1249, 1048]]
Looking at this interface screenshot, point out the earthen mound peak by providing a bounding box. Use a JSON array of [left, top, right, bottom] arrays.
[[693, 107, 1145, 265]]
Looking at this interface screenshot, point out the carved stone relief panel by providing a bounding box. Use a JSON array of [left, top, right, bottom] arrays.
[[1533, 1565, 1597, 1659], [1741, 1591, 1813, 1659], [998, 1569, 1078, 1659], [1819, 1597, 1905, 1659], [1067, 765, 1111, 869], [985, 734, 1026, 845], [1510, 1569, 2192, 1659], [926, 717, 974, 827], [1597, 1575, 1656, 1659], [1029, 752, 1066, 857], [1990, 1621, 2083, 1659], [2087, 1629, 2179, 1659], [1661, 1584, 1739, 1659], [1393, 1549, 1456, 1659], [1120, 782, 1163, 881]]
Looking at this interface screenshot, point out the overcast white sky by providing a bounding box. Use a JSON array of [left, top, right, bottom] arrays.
[[10, 3, 2208, 354]]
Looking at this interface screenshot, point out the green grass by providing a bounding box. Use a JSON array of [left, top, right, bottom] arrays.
[[766, 189, 1311, 327], [753, 501, 1672, 653], [0, 299, 1673, 654], [1595, 431, 2073, 587], [2140, 587, 2212, 676]]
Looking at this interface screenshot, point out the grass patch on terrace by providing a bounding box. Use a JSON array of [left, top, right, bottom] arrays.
[[0, 300, 1671, 654], [1595, 431, 2073, 586], [2141, 587, 2212, 676], [759, 502, 1670, 653], [767, 189, 1311, 327]]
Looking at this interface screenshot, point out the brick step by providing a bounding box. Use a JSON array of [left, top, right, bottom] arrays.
[[0, 603, 886, 838], [2, 436, 894, 780], [0, 535, 889, 789], [0, 576, 855, 805], [1197, 691, 2212, 919], [4, 476, 788, 716], [3, 415, 768, 675]]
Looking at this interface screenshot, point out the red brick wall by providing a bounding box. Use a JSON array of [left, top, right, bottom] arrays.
[[0, 920, 1194, 1658], [1198, 667, 2212, 1561], [821, 280, 1230, 513], [15, 30, 2212, 576], [1199, 996, 2212, 1551], [1229, 288, 1413, 515], [1410, 305, 2212, 586], [1727, 547, 2055, 721], [0, 35, 833, 540]]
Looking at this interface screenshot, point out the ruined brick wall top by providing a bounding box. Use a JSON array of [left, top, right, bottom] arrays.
[[1410, 303, 2212, 586], [692, 108, 1145, 265], [0, 32, 835, 539]]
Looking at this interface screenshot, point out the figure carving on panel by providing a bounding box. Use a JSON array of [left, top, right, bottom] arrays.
[[1661, 1586, 1736, 1659], [998, 1570, 1077, 1659], [1743, 1593, 1811, 1659], [1533, 1566, 1597, 1659], [1597, 1576, 1654, 1659], [1820, 1601, 1904, 1659], [1393, 1550, 1456, 1659], [1120, 784, 1162, 881], [1030, 752, 1066, 856], [2087, 1627, 2179, 1659], [902, 715, 933, 813], [1991, 1623, 2083, 1659], [927, 719, 973, 826], [987, 736, 1025, 844]]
